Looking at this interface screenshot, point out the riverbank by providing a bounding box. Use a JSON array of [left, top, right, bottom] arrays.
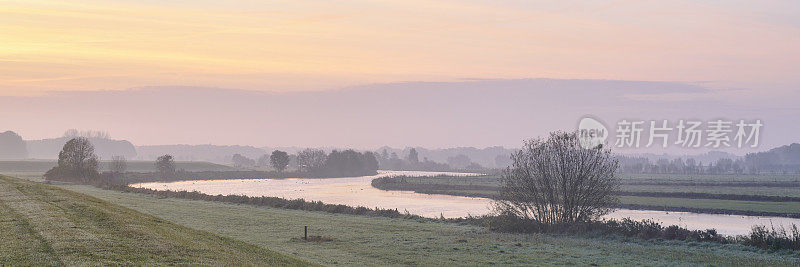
[[109, 170, 380, 184], [92, 175, 800, 250], [58, 183, 800, 265], [371, 175, 800, 218]]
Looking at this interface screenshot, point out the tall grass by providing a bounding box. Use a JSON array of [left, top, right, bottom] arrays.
[[737, 224, 800, 250], [485, 215, 724, 242]]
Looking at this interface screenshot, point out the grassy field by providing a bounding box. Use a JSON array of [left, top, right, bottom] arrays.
[[619, 173, 800, 183], [59, 183, 800, 265], [418, 184, 800, 200], [617, 196, 800, 214], [391, 173, 800, 187], [621, 184, 800, 197], [0, 160, 236, 174], [374, 174, 800, 216], [0, 175, 312, 265]]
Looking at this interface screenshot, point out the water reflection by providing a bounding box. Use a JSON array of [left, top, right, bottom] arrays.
[[132, 170, 800, 235]]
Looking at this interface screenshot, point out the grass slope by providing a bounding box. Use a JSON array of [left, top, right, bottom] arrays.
[[62, 184, 800, 265], [0, 175, 312, 266]]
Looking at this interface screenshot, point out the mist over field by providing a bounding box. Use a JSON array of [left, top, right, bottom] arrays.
[[2, 78, 797, 154]]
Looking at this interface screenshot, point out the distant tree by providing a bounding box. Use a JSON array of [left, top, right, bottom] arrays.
[[257, 154, 269, 167], [324, 149, 379, 176], [656, 159, 670, 173], [744, 143, 800, 174], [465, 162, 483, 170], [685, 158, 697, 174], [381, 152, 403, 170], [288, 154, 299, 170], [297, 148, 327, 173], [324, 150, 346, 176], [232, 153, 255, 168], [494, 154, 512, 168], [671, 158, 685, 174], [495, 132, 619, 225], [715, 158, 734, 174], [417, 157, 452, 171], [617, 155, 650, 174], [108, 155, 127, 183], [0, 131, 28, 159], [733, 158, 745, 174], [110, 156, 127, 175], [361, 151, 379, 173], [63, 129, 79, 138], [269, 150, 290, 172], [63, 129, 110, 139], [381, 149, 389, 161], [447, 154, 472, 169], [44, 137, 100, 183], [407, 148, 419, 164], [156, 154, 176, 179]]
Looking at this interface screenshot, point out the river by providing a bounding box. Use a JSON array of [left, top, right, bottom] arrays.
[[131, 170, 800, 235]]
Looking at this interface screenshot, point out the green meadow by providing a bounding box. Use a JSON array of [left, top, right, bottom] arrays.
[[0, 175, 312, 266]]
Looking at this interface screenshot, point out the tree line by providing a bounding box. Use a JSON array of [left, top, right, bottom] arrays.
[[617, 156, 747, 174], [232, 149, 385, 177], [235, 147, 488, 172], [375, 148, 484, 171], [619, 152, 800, 175], [44, 138, 379, 183]]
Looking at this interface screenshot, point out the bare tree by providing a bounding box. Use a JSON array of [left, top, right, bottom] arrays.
[[297, 148, 327, 173], [155, 154, 176, 179], [110, 156, 127, 174], [269, 150, 290, 172], [495, 131, 619, 225]]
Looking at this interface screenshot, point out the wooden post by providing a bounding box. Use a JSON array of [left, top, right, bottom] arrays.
[[304, 225, 307, 240]]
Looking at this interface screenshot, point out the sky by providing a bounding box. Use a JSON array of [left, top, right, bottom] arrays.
[[0, 1, 799, 150], [1, 80, 798, 153]]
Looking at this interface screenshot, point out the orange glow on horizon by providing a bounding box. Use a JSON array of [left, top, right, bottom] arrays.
[[1, 0, 799, 96]]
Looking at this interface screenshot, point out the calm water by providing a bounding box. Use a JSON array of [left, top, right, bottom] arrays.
[[132, 170, 800, 236]]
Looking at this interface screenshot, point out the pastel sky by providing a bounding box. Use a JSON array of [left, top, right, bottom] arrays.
[[1, 1, 799, 150], [2, 0, 799, 96]]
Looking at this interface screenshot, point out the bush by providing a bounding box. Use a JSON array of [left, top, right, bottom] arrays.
[[740, 224, 800, 250], [483, 214, 726, 243]]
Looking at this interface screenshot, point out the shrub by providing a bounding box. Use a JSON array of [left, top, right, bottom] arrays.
[[740, 224, 799, 250]]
